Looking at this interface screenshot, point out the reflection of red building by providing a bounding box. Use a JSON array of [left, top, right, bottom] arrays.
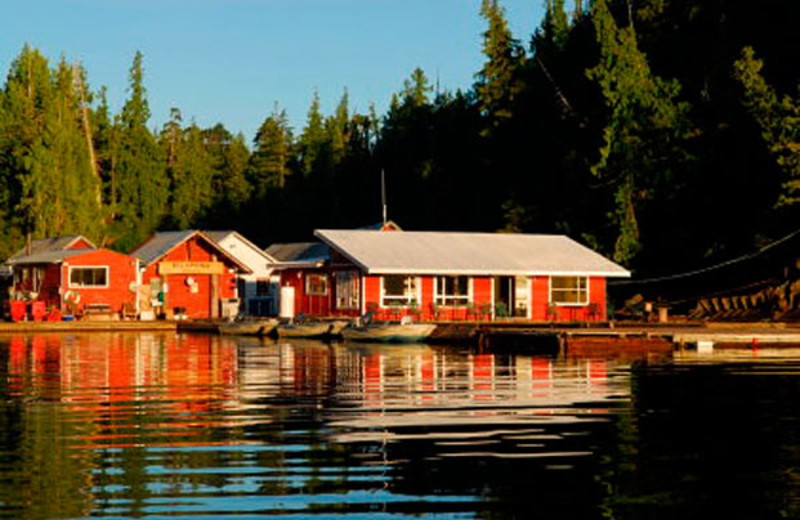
[[131, 231, 251, 319]]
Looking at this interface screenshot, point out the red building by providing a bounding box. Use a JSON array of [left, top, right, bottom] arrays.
[[273, 229, 630, 323], [131, 231, 250, 319], [6, 243, 139, 317], [266, 222, 402, 319]]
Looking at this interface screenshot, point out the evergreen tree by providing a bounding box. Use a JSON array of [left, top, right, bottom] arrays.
[[475, 0, 525, 126], [734, 46, 800, 207], [586, 0, 692, 265], [298, 91, 326, 176], [1, 46, 54, 249], [249, 105, 293, 195], [112, 51, 168, 250], [402, 68, 433, 108], [327, 89, 350, 165], [203, 124, 251, 213], [170, 122, 215, 228]]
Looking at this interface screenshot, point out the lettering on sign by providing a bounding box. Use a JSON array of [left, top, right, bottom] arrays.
[[159, 261, 225, 275]]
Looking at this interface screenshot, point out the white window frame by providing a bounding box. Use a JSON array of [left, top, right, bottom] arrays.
[[380, 275, 421, 308], [548, 276, 589, 306], [305, 274, 328, 296], [68, 266, 110, 289], [433, 275, 472, 307]]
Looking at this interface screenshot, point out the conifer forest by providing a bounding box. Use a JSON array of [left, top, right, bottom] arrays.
[[1, 0, 798, 283]]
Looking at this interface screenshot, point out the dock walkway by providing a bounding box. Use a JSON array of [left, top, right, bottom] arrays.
[[0, 321, 177, 333]]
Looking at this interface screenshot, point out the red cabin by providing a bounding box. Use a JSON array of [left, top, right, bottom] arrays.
[[273, 229, 630, 323], [131, 231, 251, 319], [6, 247, 140, 318]]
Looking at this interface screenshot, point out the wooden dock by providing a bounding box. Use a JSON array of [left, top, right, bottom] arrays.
[[0, 321, 177, 333], [475, 322, 800, 353]]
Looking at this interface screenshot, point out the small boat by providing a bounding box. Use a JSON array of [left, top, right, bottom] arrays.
[[328, 320, 350, 336], [277, 322, 333, 339], [218, 318, 278, 336], [341, 323, 437, 343]]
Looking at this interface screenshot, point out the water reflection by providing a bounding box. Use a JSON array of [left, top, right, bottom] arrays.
[[0, 333, 798, 519]]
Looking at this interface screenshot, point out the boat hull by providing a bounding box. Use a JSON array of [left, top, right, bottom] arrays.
[[342, 323, 437, 343], [218, 319, 278, 336], [277, 322, 333, 338]]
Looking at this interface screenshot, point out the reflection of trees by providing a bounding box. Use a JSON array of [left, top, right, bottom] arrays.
[[599, 362, 800, 520]]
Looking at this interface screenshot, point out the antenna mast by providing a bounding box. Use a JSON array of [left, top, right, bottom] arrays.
[[381, 169, 388, 226]]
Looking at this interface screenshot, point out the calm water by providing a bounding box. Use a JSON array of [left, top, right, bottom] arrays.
[[0, 333, 798, 519]]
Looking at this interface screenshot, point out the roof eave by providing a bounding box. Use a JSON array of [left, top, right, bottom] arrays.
[[314, 230, 371, 273], [363, 268, 631, 277], [269, 259, 327, 270]]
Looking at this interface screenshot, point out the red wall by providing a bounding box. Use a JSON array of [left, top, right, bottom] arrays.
[[62, 249, 139, 313], [289, 271, 608, 323], [141, 236, 239, 319], [278, 268, 333, 317], [68, 238, 94, 250], [529, 276, 607, 322], [14, 249, 138, 313]]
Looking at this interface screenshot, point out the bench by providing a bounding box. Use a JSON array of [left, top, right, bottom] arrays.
[[83, 303, 117, 322]]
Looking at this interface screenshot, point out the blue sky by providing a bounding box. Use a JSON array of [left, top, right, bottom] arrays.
[[0, 0, 545, 142]]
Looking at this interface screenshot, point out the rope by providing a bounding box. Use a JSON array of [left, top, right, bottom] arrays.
[[610, 227, 800, 286]]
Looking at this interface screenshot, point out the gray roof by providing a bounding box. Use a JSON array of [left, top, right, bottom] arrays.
[[203, 230, 234, 244], [204, 230, 277, 263], [315, 229, 631, 277], [130, 230, 197, 265], [130, 230, 252, 272], [265, 242, 330, 263], [6, 249, 98, 266], [7, 235, 95, 261]]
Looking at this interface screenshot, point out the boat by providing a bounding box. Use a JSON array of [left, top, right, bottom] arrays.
[[218, 318, 278, 336], [328, 320, 350, 336], [276, 322, 333, 339], [341, 323, 437, 343]]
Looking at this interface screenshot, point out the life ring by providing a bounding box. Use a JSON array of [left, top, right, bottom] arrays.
[[64, 290, 81, 304]]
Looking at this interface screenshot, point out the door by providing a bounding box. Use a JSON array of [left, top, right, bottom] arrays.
[[494, 276, 514, 318], [279, 286, 295, 319]]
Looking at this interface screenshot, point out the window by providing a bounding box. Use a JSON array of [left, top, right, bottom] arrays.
[[256, 280, 271, 296], [381, 275, 418, 307], [550, 276, 588, 305], [434, 276, 469, 306], [306, 274, 328, 296], [70, 267, 108, 288], [336, 271, 360, 310]]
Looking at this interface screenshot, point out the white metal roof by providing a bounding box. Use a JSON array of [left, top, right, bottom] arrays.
[[314, 229, 631, 278]]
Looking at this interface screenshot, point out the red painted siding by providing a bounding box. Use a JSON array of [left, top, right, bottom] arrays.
[[420, 276, 434, 318], [141, 235, 240, 319], [364, 276, 381, 315], [62, 249, 139, 314], [530, 276, 550, 321], [290, 269, 609, 323], [14, 249, 138, 314], [534, 276, 607, 322], [277, 268, 332, 317], [67, 238, 94, 250]]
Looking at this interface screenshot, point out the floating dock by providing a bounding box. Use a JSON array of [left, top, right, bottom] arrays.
[[476, 322, 800, 353], [0, 321, 177, 333]]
